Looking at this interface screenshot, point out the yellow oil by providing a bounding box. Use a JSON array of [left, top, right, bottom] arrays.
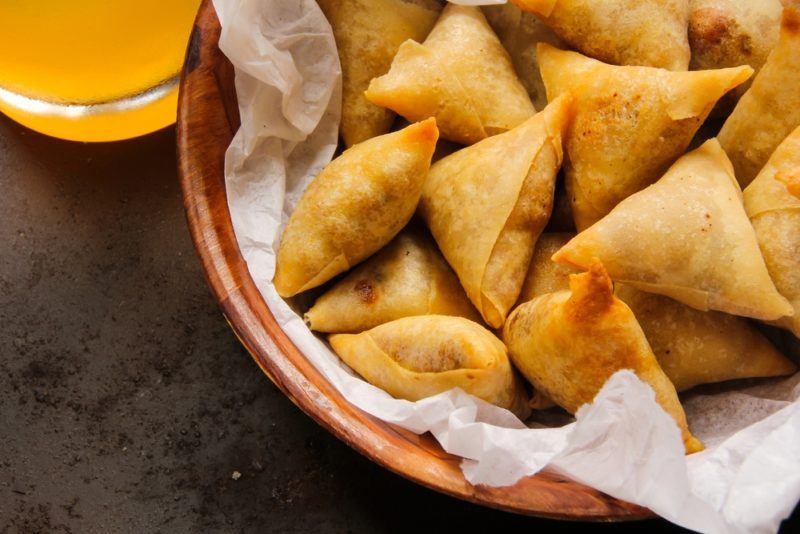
[[0, 0, 201, 142]]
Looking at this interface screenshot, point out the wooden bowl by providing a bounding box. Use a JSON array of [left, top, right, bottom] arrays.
[[176, 0, 651, 521]]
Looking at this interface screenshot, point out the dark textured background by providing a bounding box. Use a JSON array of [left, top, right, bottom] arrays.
[[0, 115, 796, 533]]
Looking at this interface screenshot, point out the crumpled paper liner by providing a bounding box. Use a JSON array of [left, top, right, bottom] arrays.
[[211, 1, 800, 531]]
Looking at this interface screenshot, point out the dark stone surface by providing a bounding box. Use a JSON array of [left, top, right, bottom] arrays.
[[0, 114, 796, 533]]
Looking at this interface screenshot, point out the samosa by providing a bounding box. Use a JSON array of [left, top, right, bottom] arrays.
[[688, 0, 782, 113], [538, 43, 752, 229], [503, 262, 703, 453], [718, 6, 800, 187], [616, 286, 796, 390], [482, 2, 564, 110], [274, 119, 438, 297], [511, 0, 691, 70], [330, 315, 531, 419], [304, 228, 480, 333], [419, 95, 572, 328], [519, 234, 796, 391], [317, 0, 441, 146], [553, 139, 793, 321], [744, 125, 800, 337], [366, 4, 535, 145]]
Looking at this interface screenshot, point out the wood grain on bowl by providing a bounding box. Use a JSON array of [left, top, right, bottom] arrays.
[[176, 0, 653, 521]]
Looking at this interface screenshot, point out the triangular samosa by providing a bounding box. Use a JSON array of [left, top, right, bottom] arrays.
[[482, 2, 565, 110], [538, 43, 752, 229], [517, 234, 795, 391], [688, 0, 782, 114], [503, 262, 703, 453], [330, 315, 531, 419], [553, 139, 793, 321], [616, 285, 797, 391], [744, 125, 800, 337], [718, 6, 800, 187], [511, 0, 691, 70], [274, 119, 438, 297], [317, 0, 441, 146], [304, 228, 480, 333], [365, 4, 535, 145], [419, 95, 572, 328]]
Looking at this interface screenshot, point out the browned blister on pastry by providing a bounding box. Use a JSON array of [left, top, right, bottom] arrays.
[[688, 0, 782, 113]]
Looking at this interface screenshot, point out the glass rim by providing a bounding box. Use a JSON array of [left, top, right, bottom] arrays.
[[0, 74, 179, 119]]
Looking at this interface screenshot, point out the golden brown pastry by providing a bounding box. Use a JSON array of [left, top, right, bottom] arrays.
[[330, 315, 531, 418], [419, 95, 572, 328], [516, 234, 795, 391], [482, 2, 564, 110], [511, 0, 691, 70], [744, 125, 800, 337], [553, 139, 793, 321], [317, 0, 441, 146], [538, 43, 752, 229], [304, 228, 480, 333], [616, 285, 796, 391], [517, 233, 575, 305], [503, 262, 703, 453], [718, 6, 800, 187], [274, 119, 438, 297], [688, 0, 782, 113], [365, 4, 536, 145]]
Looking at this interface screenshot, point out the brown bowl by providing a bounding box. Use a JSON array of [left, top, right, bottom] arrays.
[[176, 0, 652, 521]]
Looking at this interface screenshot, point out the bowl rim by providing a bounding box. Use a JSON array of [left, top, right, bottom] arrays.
[[175, 0, 653, 522]]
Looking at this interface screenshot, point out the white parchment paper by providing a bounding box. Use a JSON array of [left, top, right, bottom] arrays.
[[211, 1, 800, 531]]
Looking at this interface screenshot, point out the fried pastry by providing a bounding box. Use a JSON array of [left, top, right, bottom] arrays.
[[503, 262, 703, 453], [330, 315, 531, 418], [538, 43, 752, 229], [305, 228, 479, 333], [553, 139, 793, 321], [366, 4, 535, 145], [274, 119, 438, 297], [419, 95, 572, 327]]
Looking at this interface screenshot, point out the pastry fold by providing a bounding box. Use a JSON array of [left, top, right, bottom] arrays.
[[330, 316, 531, 419], [420, 95, 572, 327]]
